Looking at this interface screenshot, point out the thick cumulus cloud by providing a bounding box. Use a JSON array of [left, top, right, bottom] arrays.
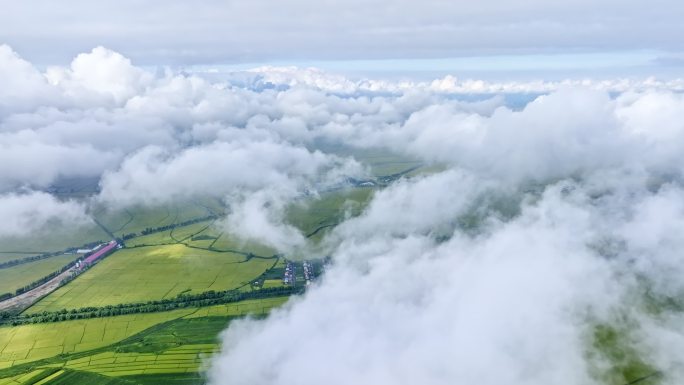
[[2, 43, 684, 193], [97, 141, 355, 206], [198, 63, 684, 385], [45, 46, 154, 106], [210, 182, 624, 385], [209, 173, 684, 385]]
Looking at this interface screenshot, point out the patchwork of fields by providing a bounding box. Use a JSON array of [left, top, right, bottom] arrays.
[[0, 298, 288, 383], [0, 157, 422, 383], [93, 199, 224, 239], [0, 196, 333, 383], [27, 244, 277, 313]]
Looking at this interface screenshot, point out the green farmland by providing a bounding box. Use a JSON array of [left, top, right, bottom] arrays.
[[0, 154, 424, 384], [27, 244, 277, 313], [286, 187, 374, 243], [0, 298, 287, 383], [93, 200, 222, 239], [0, 224, 108, 259], [0, 255, 76, 295]]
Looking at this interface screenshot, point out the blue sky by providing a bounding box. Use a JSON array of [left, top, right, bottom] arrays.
[[183, 50, 683, 80]]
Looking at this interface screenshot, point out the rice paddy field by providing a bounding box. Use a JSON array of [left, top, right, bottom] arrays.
[[93, 199, 224, 239], [0, 298, 288, 384], [0, 234, 288, 381], [26, 244, 277, 313], [124, 221, 215, 248]]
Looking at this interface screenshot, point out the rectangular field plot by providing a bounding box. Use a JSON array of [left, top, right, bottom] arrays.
[[123, 230, 176, 248], [0, 309, 195, 368], [0, 369, 45, 385], [186, 297, 289, 318], [62, 348, 206, 377], [93, 199, 220, 238], [0, 298, 288, 381], [27, 244, 276, 313]]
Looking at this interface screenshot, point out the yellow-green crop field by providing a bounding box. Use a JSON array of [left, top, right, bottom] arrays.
[[123, 221, 213, 248], [0, 194, 310, 384], [0, 298, 288, 383], [27, 244, 277, 313], [0, 310, 193, 368]]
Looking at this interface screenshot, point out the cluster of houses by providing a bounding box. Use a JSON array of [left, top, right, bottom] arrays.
[[282, 259, 320, 287], [302, 261, 313, 286], [283, 261, 296, 286]]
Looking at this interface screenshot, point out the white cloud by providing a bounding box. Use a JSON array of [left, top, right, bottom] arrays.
[[0, 44, 58, 114], [209, 179, 659, 385], [97, 140, 361, 206], [45, 46, 154, 105], [2, 47, 684, 383], [0, 191, 91, 237], [222, 189, 307, 252]]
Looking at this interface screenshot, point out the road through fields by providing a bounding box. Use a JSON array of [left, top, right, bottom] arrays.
[[0, 267, 75, 312]]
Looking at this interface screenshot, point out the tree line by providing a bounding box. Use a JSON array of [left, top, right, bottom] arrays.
[[0, 286, 300, 325], [13, 261, 76, 295], [0, 240, 104, 270], [138, 215, 218, 236], [0, 259, 80, 301], [0, 241, 118, 303]]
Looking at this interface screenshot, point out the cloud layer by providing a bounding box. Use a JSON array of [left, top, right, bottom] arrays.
[[208, 166, 684, 385], [3, 46, 684, 383]]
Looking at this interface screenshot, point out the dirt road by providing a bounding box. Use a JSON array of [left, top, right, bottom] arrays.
[[0, 267, 75, 313]]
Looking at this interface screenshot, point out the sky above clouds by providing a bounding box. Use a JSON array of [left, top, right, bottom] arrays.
[[1, 0, 684, 77]]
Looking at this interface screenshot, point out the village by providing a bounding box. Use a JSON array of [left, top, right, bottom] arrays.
[[283, 259, 322, 287]]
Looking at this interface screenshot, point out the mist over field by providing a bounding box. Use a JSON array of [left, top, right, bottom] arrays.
[[2, 43, 684, 384]]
